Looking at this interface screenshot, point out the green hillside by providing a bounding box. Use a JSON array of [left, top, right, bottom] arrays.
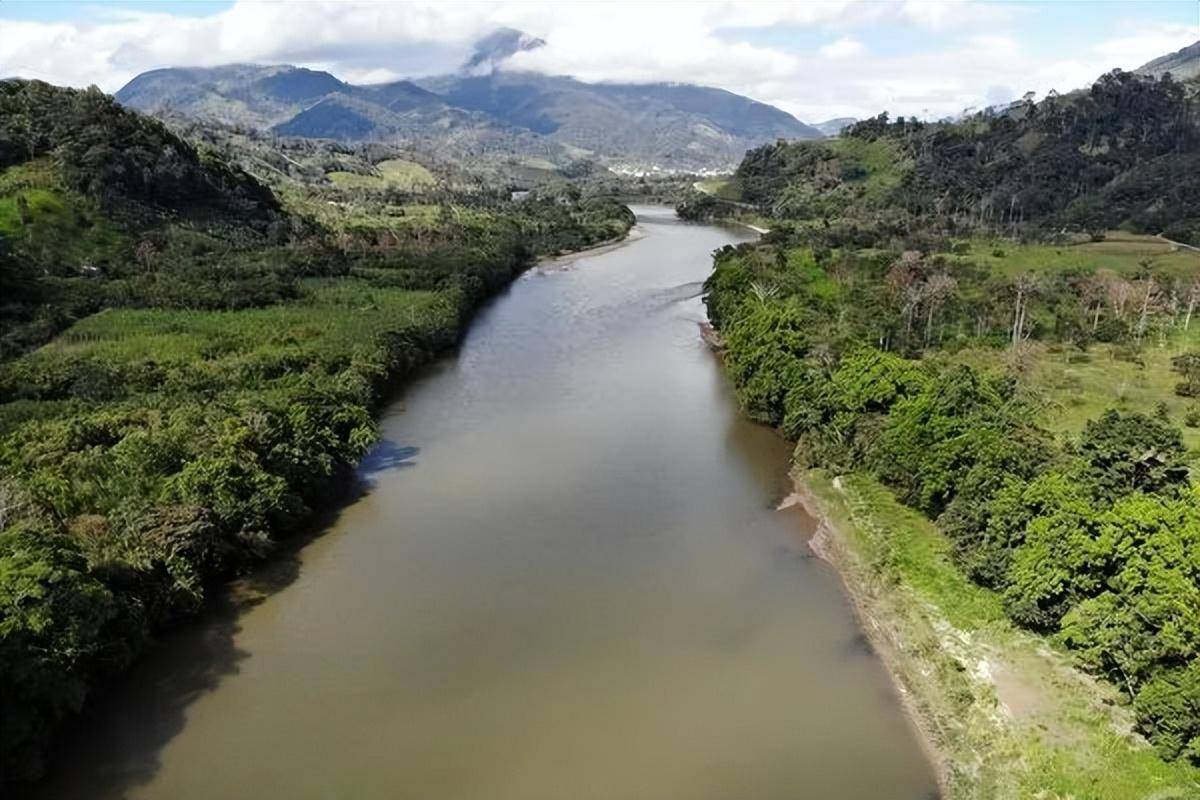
[[687, 70, 1200, 247], [0, 79, 302, 359]]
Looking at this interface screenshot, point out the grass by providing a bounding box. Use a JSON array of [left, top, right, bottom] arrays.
[[946, 232, 1200, 279], [695, 176, 744, 201], [786, 248, 841, 301], [326, 158, 436, 192], [377, 159, 436, 188], [326, 171, 387, 190], [0, 160, 128, 268], [1033, 339, 1200, 462], [826, 136, 909, 198], [518, 157, 558, 172], [0, 280, 459, 435], [27, 280, 452, 366], [805, 471, 1200, 799], [274, 188, 491, 234], [943, 330, 1200, 466]]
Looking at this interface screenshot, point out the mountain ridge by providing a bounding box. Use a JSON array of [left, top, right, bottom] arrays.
[[114, 35, 821, 171], [1135, 39, 1200, 81]]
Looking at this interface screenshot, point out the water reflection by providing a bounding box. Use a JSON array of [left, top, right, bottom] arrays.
[[358, 440, 420, 481]]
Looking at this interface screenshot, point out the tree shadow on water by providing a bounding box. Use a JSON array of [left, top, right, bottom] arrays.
[[24, 544, 314, 799], [23, 443, 423, 798], [25, 594, 256, 799]]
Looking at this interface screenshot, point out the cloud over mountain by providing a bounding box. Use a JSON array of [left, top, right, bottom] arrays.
[[2, 1, 1197, 122]]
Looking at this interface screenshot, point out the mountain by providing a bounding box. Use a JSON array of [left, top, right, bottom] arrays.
[[117, 63, 581, 169], [1135, 39, 1200, 81], [417, 71, 821, 171], [114, 29, 821, 171], [813, 117, 857, 137], [115, 64, 354, 128], [116, 64, 445, 128], [272, 90, 575, 165]]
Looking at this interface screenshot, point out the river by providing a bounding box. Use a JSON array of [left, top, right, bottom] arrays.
[[34, 206, 938, 799]]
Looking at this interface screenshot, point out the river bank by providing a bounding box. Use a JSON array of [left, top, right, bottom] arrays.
[[1, 203, 636, 786], [30, 205, 939, 800], [795, 471, 1200, 799]]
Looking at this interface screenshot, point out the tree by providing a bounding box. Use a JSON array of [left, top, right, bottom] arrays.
[[1183, 276, 1199, 332], [886, 251, 925, 344], [1173, 352, 1200, 397], [1134, 662, 1200, 763], [0, 523, 118, 780], [1077, 410, 1190, 498], [1010, 274, 1038, 347], [1133, 276, 1162, 342], [1001, 474, 1104, 629], [923, 272, 958, 345], [0, 235, 40, 305], [1079, 272, 1110, 331], [1106, 275, 1135, 320], [14, 194, 30, 226], [1061, 488, 1200, 696]]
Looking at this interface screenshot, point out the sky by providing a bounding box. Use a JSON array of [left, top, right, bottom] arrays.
[[0, 0, 1197, 122]]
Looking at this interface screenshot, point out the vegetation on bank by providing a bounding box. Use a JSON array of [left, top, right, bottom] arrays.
[[692, 66, 1200, 793], [0, 79, 634, 781], [805, 472, 1200, 798], [704, 231, 1200, 776]]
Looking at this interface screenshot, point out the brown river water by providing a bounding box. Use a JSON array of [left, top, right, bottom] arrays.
[[33, 206, 938, 799]]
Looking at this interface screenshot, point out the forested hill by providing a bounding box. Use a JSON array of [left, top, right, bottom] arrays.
[[0, 79, 633, 783], [1, 80, 279, 219], [703, 69, 1200, 246], [0, 79, 298, 358]]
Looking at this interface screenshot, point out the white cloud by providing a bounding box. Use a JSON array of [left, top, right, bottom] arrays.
[[1091, 23, 1198, 69], [819, 37, 865, 59], [0, 1, 1194, 124], [900, 0, 1018, 31]]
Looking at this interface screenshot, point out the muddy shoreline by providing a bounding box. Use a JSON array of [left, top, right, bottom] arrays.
[[786, 477, 952, 796]]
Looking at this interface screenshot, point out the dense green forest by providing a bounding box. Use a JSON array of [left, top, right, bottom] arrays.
[[693, 69, 1200, 767], [683, 70, 1200, 246], [0, 79, 633, 780]]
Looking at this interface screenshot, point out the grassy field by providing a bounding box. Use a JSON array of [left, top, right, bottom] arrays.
[[695, 176, 743, 201], [932, 232, 1200, 460], [941, 327, 1200, 467], [0, 159, 128, 267], [946, 232, 1200, 279], [825, 136, 909, 199], [0, 280, 459, 436], [326, 158, 436, 191], [805, 471, 1200, 799], [1035, 339, 1200, 461], [275, 187, 487, 235], [24, 281, 451, 365]]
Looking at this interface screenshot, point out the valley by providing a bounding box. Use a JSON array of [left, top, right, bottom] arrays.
[[25, 207, 939, 800], [2, 10, 1199, 799]]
